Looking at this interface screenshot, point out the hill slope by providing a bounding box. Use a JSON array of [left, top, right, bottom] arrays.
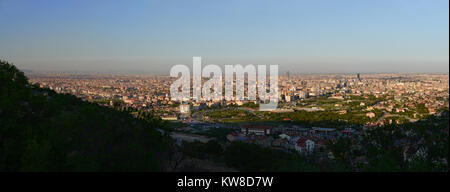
[[0, 60, 170, 171]]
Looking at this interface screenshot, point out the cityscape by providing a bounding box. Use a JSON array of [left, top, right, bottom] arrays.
[[24, 71, 449, 171], [0, 0, 448, 177]]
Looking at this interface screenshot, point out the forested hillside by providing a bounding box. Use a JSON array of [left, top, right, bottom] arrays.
[[0, 60, 170, 171]]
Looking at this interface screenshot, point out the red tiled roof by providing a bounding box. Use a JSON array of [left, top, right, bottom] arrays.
[[296, 137, 311, 147]]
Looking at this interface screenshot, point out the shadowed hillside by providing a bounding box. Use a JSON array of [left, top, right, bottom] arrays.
[[0, 60, 171, 171]]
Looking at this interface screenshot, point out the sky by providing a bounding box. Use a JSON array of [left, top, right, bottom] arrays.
[[0, 0, 448, 74]]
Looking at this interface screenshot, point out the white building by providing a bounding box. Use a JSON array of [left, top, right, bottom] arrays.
[[241, 125, 272, 136], [295, 138, 315, 153], [180, 104, 190, 114]]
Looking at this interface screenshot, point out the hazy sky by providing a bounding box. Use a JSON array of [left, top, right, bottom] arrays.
[[0, 0, 448, 74]]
